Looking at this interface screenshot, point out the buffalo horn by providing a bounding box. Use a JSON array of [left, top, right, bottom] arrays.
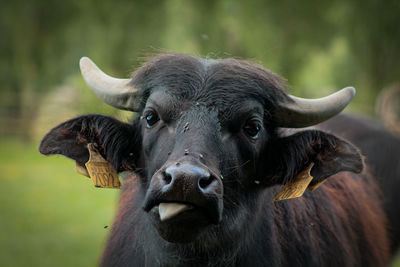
[[79, 57, 138, 111], [275, 87, 356, 128]]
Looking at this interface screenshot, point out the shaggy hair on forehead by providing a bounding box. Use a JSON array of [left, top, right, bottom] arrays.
[[130, 53, 291, 117]]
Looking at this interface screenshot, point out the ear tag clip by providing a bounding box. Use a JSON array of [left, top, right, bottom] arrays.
[[274, 163, 314, 201], [78, 143, 121, 189], [308, 179, 326, 192], [76, 161, 90, 178]]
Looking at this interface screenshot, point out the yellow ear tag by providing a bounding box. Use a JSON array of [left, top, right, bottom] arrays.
[[274, 163, 314, 201], [84, 143, 121, 189]]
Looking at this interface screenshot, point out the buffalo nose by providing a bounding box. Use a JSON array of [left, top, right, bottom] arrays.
[[162, 163, 215, 193]]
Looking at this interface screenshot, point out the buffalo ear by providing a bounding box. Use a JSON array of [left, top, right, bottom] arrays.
[[263, 130, 363, 189], [39, 114, 140, 172]]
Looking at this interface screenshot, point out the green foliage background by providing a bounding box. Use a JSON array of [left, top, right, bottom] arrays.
[[0, 0, 399, 266]]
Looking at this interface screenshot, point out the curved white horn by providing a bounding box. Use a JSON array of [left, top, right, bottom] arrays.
[[275, 87, 356, 128], [79, 57, 138, 111]]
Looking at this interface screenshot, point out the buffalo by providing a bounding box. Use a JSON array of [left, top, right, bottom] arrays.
[[40, 54, 390, 266]]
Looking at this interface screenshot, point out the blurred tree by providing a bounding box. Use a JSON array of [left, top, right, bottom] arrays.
[[342, 0, 400, 104], [0, 0, 80, 139], [1, 0, 399, 140], [0, 0, 167, 140]]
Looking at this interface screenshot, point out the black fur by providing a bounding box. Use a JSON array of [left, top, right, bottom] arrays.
[[318, 114, 400, 252]]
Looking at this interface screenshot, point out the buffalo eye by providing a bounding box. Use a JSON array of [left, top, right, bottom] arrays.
[[144, 111, 160, 128], [243, 119, 262, 139]]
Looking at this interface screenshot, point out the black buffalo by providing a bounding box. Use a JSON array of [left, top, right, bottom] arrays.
[[40, 54, 390, 266]]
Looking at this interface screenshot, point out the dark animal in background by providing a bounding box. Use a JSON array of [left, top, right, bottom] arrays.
[[40, 54, 391, 266], [318, 114, 400, 252]]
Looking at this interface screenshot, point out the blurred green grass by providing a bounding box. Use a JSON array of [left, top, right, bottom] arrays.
[[0, 138, 118, 267]]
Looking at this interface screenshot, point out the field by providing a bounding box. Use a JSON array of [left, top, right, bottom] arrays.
[[0, 139, 118, 267], [1, 138, 399, 266]]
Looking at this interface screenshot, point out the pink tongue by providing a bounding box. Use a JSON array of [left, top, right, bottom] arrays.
[[158, 203, 193, 221]]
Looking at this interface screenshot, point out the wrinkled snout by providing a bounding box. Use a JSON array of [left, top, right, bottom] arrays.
[[143, 159, 223, 224], [142, 158, 224, 243]]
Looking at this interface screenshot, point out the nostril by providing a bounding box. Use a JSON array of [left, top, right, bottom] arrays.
[[163, 171, 172, 185], [198, 175, 212, 190]]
